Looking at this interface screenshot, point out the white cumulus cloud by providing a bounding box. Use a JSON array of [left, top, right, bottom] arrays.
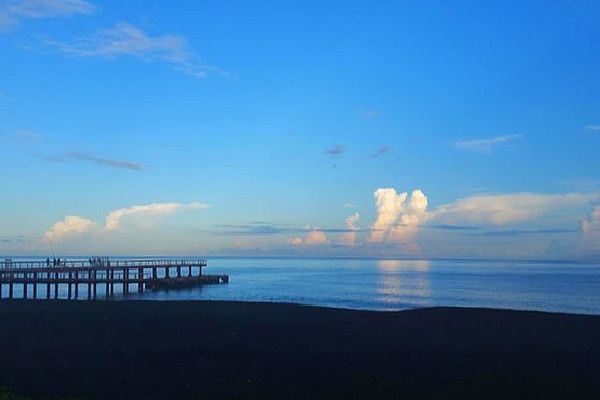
[[369, 188, 429, 243], [105, 202, 209, 231], [288, 229, 329, 246], [44, 215, 94, 241]]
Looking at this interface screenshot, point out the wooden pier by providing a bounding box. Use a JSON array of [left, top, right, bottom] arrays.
[[0, 259, 228, 300]]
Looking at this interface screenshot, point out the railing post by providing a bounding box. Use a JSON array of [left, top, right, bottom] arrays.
[[23, 274, 28, 299], [54, 271, 59, 299], [105, 267, 110, 298], [87, 269, 92, 300], [124, 267, 129, 294], [33, 272, 38, 299], [138, 267, 143, 292], [110, 268, 114, 296], [68, 271, 72, 299], [75, 271, 79, 299], [93, 269, 97, 299]]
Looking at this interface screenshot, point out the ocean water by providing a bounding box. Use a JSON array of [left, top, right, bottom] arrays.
[[3, 257, 600, 315]]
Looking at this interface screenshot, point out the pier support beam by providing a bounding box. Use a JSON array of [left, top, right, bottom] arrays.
[[54, 272, 59, 299], [124, 268, 129, 294], [110, 268, 114, 296], [93, 269, 97, 299], [68, 272, 72, 299], [105, 268, 110, 298], [138, 267, 143, 292], [33, 273, 38, 299]]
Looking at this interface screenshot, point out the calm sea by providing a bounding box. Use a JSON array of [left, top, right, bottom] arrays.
[[3, 257, 600, 315]]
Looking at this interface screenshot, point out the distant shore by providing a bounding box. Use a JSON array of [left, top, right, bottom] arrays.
[[0, 301, 599, 399]]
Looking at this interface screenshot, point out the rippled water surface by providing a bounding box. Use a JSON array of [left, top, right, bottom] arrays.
[[4, 257, 600, 314], [141, 258, 600, 314]]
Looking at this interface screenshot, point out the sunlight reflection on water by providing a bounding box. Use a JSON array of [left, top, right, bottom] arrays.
[[376, 260, 432, 306]]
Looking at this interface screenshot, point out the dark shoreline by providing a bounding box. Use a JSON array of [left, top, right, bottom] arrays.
[[1, 300, 599, 399]]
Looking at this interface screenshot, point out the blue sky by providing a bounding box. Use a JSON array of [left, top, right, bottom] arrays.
[[1, 0, 599, 259]]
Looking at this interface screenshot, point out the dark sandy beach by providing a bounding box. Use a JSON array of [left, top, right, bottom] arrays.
[[0, 301, 599, 399]]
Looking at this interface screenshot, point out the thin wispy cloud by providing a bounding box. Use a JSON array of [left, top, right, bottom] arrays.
[[453, 134, 521, 153], [2, 129, 40, 143], [371, 145, 391, 158], [476, 228, 576, 237], [211, 223, 366, 237], [323, 144, 346, 157], [67, 151, 144, 171], [0, 235, 25, 244], [584, 125, 600, 132], [14, 129, 39, 140], [0, 0, 95, 30], [359, 110, 382, 119], [50, 22, 217, 79], [0, 91, 16, 101], [428, 224, 481, 231], [41, 151, 145, 171]]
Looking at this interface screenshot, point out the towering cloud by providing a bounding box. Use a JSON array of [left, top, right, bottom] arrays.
[[369, 188, 428, 243], [340, 213, 360, 246]]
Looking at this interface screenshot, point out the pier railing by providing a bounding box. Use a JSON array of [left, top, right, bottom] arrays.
[[0, 258, 227, 300], [1, 259, 207, 270]]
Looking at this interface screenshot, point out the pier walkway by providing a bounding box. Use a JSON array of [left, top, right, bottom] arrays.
[[0, 259, 228, 300]]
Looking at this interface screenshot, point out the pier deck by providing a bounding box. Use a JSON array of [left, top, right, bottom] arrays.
[[0, 259, 228, 300]]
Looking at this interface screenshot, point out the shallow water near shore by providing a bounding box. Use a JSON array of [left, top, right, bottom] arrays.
[[3, 257, 600, 314]]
